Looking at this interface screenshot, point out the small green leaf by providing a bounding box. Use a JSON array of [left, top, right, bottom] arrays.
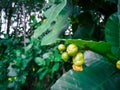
[[35, 57, 46, 66], [18, 73, 27, 84], [37, 67, 45, 73], [15, 58, 21, 66], [24, 44, 33, 51], [52, 63, 60, 73], [22, 58, 32, 70], [54, 50, 62, 62], [30, 15, 35, 21], [39, 69, 48, 80]]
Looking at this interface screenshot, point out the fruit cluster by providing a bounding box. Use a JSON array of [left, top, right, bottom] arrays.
[[58, 43, 84, 72]]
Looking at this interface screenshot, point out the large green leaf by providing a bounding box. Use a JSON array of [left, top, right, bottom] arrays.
[[73, 25, 94, 40], [41, 2, 72, 45], [63, 39, 117, 62], [72, 11, 94, 40], [84, 50, 103, 66], [51, 53, 120, 90], [73, 12, 95, 40], [105, 13, 120, 56], [49, 0, 62, 3], [31, 0, 67, 39], [31, 0, 72, 45]]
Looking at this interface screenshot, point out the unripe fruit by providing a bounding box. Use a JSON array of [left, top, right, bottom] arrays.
[[58, 44, 66, 52], [72, 64, 83, 72], [8, 77, 12, 81], [61, 52, 69, 62], [66, 44, 78, 56], [32, 67, 35, 72], [116, 60, 120, 69], [73, 52, 84, 66], [14, 76, 17, 80]]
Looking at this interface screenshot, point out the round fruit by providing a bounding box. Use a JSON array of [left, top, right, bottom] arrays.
[[14, 76, 17, 80], [61, 52, 69, 62], [116, 60, 120, 69], [72, 64, 83, 72], [73, 52, 84, 66], [66, 44, 78, 56], [58, 44, 66, 52], [8, 77, 12, 81], [32, 67, 35, 72]]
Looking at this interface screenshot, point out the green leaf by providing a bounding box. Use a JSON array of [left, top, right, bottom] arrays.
[[105, 13, 120, 56], [52, 63, 60, 73], [51, 54, 120, 90], [84, 50, 103, 66], [64, 39, 111, 53], [73, 25, 94, 40], [35, 57, 46, 66], [24, 43, 33, 51], [54, 50, 62, 62], [37, 67, 45, 73], [15, 58, 21, 66], [63, 39, 117, 62], [41, 13, 69, 45], [21, 57, 32, 70], [32, 0, 67, 39], [49, 0, 63, 3], [18, 71, 28, 84], [42, 52, 50, 59], [30, 15, 35, 21], [41, 1, 72, 45], [73, 12, 95, 40], [39, 69, 48, 80]]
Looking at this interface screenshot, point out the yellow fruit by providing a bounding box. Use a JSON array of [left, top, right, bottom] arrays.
[[66, 44, 78, 56], [73, 52, 84, 66], [14, 76, 17, 80], [43, 19, 46, 22], [8, 77, 12, 81], [61, 52, 69, 62], [116, 60, 120, 69], [58, 44, 66, 52], [32, 67, 35, 72], [72, 64, 83, 72]]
